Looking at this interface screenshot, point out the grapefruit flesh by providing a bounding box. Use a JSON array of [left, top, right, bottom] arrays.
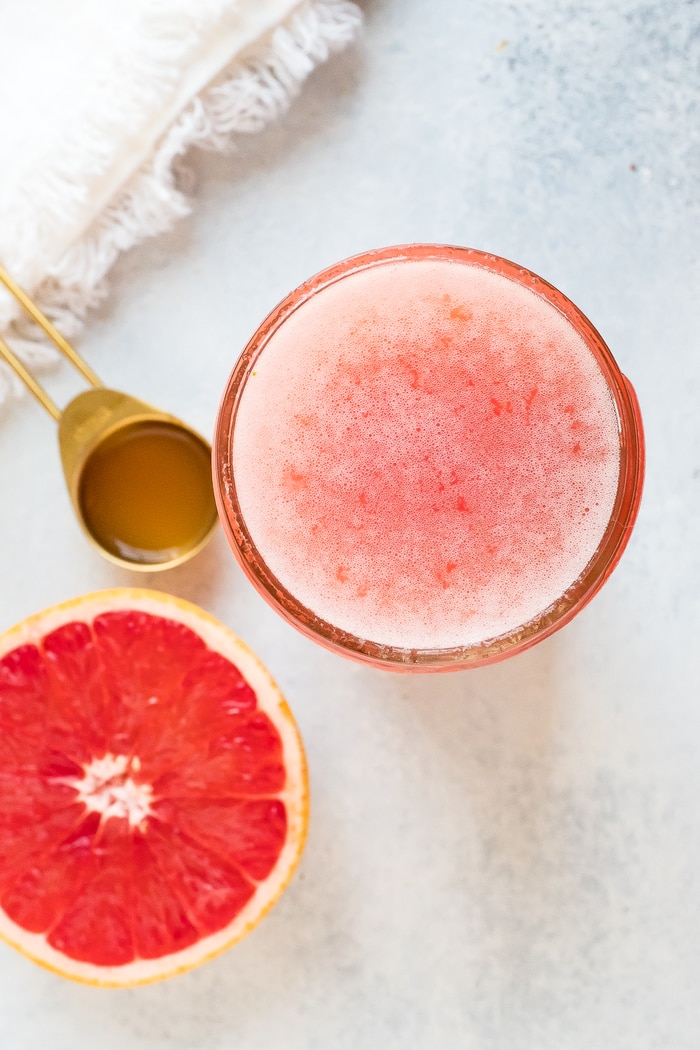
[[0, 590, 308, 986]]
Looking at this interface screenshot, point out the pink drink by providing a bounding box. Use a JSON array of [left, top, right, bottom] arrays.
[[214, 246, 644, 670]]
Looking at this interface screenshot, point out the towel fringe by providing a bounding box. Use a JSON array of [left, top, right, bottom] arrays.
[[0, 0, 361, 407]]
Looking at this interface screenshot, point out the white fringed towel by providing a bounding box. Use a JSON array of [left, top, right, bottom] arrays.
[[0, 0, 361, 406]]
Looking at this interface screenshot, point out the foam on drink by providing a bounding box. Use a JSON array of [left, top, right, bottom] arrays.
[[232, 257, 621, 651]]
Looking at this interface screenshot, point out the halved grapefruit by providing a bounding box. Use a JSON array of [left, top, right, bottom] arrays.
[[0, 589, 308, 986]]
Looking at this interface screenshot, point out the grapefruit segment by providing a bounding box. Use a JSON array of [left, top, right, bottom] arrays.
[[2, 815, 100, 934], [0, 589, 308, 986], [152, 797, 287, 882], [0, 783, 86, 848], [42, 621, 112, 759], [151, 710, 286, 798], [48, 836, 135, 966], [141, 820, 256, 934]]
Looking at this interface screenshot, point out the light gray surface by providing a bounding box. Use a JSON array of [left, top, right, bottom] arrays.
[[1, 1, 700, 1047]]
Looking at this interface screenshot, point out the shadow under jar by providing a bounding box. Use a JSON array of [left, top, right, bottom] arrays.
[[213, 245, 644, 672]]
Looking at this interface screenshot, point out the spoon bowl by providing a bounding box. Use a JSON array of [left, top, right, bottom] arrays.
[[60, 389, 217, 570]]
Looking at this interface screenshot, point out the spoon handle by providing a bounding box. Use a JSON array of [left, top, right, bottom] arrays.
[[0, 265, 102, 389], [0, 333, 61, 419]]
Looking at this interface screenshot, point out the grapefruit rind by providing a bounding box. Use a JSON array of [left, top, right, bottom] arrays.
[[0, 589, 309, 987]]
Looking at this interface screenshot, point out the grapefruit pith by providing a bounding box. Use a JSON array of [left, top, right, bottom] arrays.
[[0, 589, 308, 986]]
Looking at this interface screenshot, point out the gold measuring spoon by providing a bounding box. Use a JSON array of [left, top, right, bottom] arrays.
[[0, 265, 218, 570]]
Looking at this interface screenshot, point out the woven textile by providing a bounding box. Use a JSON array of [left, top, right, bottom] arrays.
[[0, 0, 361, 405]]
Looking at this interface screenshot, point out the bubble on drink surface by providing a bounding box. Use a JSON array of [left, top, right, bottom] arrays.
[[233, 258, 621, 650]]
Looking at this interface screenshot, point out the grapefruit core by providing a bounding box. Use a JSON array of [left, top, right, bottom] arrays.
[[0, 590, 308, 986]]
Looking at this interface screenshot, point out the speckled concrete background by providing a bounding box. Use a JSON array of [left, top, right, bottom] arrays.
[[1, 2, 699, 1047]]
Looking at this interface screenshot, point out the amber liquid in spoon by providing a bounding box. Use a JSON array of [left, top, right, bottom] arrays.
[[78, 420, 216, 565]]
